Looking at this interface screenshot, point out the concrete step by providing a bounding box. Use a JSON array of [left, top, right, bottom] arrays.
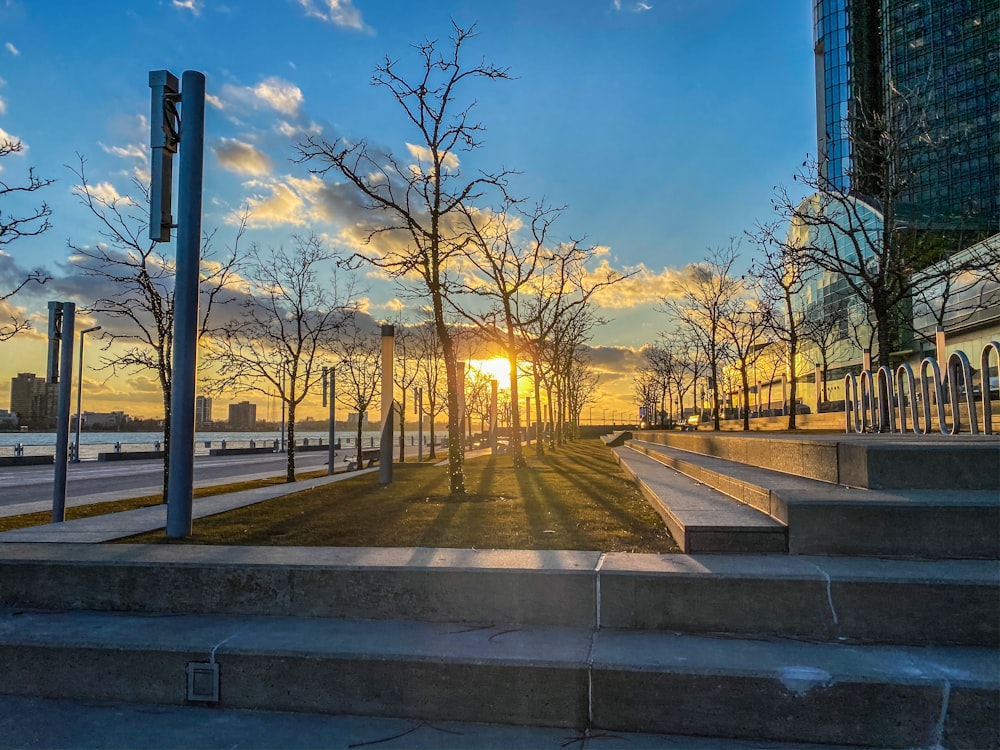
[[599, 554, 1000, 646], [1, 544, 995, 646], [0, 544, 599, 628], [612, 447, 787, 554], [0, 609, 994, 748], [625, 440, 1000, 559], [0, 694, 895, 750], [632, 430, 1000, 490], [592, 630, 997, 749]]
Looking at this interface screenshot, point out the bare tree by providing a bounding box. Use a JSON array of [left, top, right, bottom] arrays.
[[68, 160, 240, 498], [0, 138, 53, 339], [664, 243, 742, 430], [749, 222, 812, 428], [450, 198, 563, 466], [205, 235, 354, 482], [412, 317, 446, 459], [332, 317, 382, 469], [520, 241, 623, 454], [295, 22, 513, 496], [720, 300, 770, 431]]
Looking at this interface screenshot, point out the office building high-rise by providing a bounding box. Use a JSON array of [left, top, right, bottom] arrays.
[[9, 373, 57, 429], [228, 401, 257, 430], [195, 395, 213, 426], [813, 0, 998, 236]]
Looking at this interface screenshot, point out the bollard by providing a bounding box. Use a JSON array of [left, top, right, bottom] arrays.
[[14, 443, 23, 457], [69, 443, 77, 462], [273, 439, 278, 450], [221, 440, 227, 450], [204, 441, 211, 448], [250, 439, 255, 448], [114, 442, 121, 453], [304, 438, 309, 446], [154, 440, 161, 451]]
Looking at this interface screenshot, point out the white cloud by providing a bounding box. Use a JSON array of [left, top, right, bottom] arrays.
[[220, 77, 304, 117], [172, 0, 202, 15], [276, 119, 322, 139], [296, 0, 367, 31], [99, 141, 148, 163], [206, 93, 225, 110], [214, 138, 273, 176], [0, 97, 5, 116], [4, 42, 18, 56], [253, 77, 303, 115], [75, 181, 138, 206]]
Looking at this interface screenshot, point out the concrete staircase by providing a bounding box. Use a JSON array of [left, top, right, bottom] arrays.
[[0, 433, 996, 747], [0, 540, 996, 748], [616, 432, 999, 558]]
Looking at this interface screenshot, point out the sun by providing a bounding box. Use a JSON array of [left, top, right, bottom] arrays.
[[467, 358, 512, 389]]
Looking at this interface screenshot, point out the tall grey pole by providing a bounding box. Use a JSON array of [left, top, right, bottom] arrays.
[[490, 379, 498, 455], [416, 387, 423, 462], [74, 326, 101, 463], [379, 325, 394, 484], [166, 70, 206, 539], [327, 368, 336, 476], [52, 302, 75, 522]]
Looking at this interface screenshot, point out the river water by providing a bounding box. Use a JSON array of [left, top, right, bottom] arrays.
[[0, 430, 438, 460]]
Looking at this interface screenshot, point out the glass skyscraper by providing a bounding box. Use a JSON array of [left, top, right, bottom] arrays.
[[812, 0, 998, 237]]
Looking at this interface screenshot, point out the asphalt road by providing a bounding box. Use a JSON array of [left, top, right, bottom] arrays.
[[0, 450, 338, 509]]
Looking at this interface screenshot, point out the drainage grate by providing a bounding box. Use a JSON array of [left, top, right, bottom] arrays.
[[186, 662, 220, 703]]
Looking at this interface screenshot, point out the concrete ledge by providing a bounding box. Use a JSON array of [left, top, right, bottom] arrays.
[[208, 446, 276, 456], [633, 430, 1000, 490], [0, 456, 53, 467], [97, 450, 164, 462], [600, 431, 632, 447]]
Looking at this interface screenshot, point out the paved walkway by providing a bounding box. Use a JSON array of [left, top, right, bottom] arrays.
[[0, 468, 379, 543]]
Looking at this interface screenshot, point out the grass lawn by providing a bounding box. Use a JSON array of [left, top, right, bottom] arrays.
[[123, 440, 679, 553]]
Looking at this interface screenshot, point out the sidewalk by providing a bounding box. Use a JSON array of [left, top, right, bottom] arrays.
[[0, 468, 378, 544]]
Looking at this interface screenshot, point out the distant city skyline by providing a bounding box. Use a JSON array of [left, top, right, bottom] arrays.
[[0, 1, 816, 417]]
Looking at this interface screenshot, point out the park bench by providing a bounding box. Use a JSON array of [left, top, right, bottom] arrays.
[[347, 447, 381, 471], [680, 414, 701, 431]]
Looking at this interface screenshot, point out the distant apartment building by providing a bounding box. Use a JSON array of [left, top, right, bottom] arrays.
[[0, 409, 18, 430], [228, 401, 257, 429], [346, 412, 368, 426], [9, 373, 57, 429], [73, 411, 130, 431], [195, 395, 213, 426]]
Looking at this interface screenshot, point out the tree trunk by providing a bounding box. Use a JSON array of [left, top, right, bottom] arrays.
[[160, 387, 171, 502], [398, 390, 406, 464], [286, 400, 296, 483], [533, 362, 545, 458], [741, 364, 751, 431]]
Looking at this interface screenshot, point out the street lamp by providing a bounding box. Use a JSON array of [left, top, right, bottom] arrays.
[[73, 325, 102, 463]]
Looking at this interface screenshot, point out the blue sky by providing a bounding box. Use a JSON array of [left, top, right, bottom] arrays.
[[0, 0, 816, 417]]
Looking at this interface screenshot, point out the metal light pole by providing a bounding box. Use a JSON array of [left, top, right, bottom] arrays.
[[323, 366, 335, 476], [73, 325, 102, 463]]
